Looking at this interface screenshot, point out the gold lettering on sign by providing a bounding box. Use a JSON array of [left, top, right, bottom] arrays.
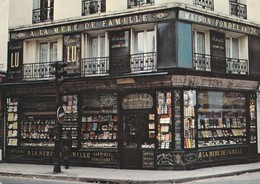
[[39, 29, 49, 36], [67, 46, 77, 62], [11, 52, 19, 68], [74, 24, 79, 31], [199, 148, 242, 158], [27, 150, 54, 157], [54, 27, 59, 34], [114, 18, 121, 25], [31, 31, 35, 37]]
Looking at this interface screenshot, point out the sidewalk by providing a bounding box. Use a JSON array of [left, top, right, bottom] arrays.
[[0, 162, 260, 183]]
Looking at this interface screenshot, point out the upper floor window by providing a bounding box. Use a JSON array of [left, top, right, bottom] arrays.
[[225, 35, 248, 74], [193, 30, 211, 71], [39, 41, 57, 63], [193, 0, 214, 10], [128, 0, 154, 9], [193, 31, 205, 55], [33, 0, 54, 23], [133, 30, 155, 54], [88, 35, 105, 58], [82, 0, 106, 16], [226, 37, 239, 59], [229, 0, 247, 19]]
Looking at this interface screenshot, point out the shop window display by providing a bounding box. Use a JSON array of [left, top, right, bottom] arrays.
[[81, 93, 118, 149], [62, 95, 79, 148], [197, 91, 247, 147], [184, 90, 196, 149], [174, 90, 182, 150], [20, 117, 55, 147], [249, 94, 256, 143], [19, 96, 56, 148], [157, 91, 172, 149], [141, 113, 156, 148], [6, 98, 19, 146]]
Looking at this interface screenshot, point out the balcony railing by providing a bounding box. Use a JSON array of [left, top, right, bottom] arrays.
[[11, 53, 249, 81], [82, 57, 109, 76], [128, 0, 154, 9], [32, 7, 53, 23], [226, 58, 248, 75], [23, 62, 55, 80], [82, 0, 106, 15], [131, 52, 157, 72], [193, 53, 249, 75], [230, 1, 247, 19], [193, 0, 214, 10], [193, 53, 211, 71]]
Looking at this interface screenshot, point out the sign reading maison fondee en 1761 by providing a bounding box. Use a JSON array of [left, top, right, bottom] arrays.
[[10, 10, 176, 40], [179, 10, 260, 36]]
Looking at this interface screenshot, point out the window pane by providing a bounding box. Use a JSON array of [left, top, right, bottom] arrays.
[[50, 42, 57, 62], [40, 43, 48, 62], [197, 91, 247, 148], [134, 32, 144, 53], [197, 32, 205, 54], [232, 38, 239, 58], [89, 37, 98, 57], [100, 36, 105, 57], [225, 37, 231, 58], [147, 30, 155, 52], [193, 31, 195, 53]]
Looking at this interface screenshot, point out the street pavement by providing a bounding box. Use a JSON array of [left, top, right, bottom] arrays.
[[1, 162, 260, 183]]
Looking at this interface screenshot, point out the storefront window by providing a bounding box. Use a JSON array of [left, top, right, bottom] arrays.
[[81, 93, 118, 149], [174, 90, 182, 150], [157, 91, 172, 149], [19, 96, 56, 147], [250, 94, 256, 143], [62, 95, 79, 148], [197, 91, 247, 147], [184, 90, 196, 149], [6, 98, 19, 146]]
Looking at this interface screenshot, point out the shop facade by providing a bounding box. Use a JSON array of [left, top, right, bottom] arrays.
[[3, 74, 259, 169], [3, 6, 260, 170]]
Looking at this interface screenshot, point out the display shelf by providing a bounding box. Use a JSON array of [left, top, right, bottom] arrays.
[[157, 91, 172, 149], [81, 114, 118, 149], [183, 90, 196, 149], [7, 98, 19, 146], [62, 95, 79, 148], [174, 90, 182, 150], [141, 114, 156, 149], [20, 117, 55, 147], [250, 94, 257, 143], [197, 102, 247, 147]]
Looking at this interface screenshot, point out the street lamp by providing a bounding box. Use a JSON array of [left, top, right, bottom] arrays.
[[49, 61, 67, 173]]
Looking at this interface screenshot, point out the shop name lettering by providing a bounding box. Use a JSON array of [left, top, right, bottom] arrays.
[[15, 14, 148, 39], [27, 150, 54, 157], [180, 11, 259, 35], [9, 150, 54, 158], [73, 152, 115, 162], [199, 149, 242, 158]]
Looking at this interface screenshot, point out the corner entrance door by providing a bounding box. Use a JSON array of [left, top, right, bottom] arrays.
[[121, 112, 148, 169]]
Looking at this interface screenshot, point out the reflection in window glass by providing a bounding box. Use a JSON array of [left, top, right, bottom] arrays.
[[197, 91, 247, 148]]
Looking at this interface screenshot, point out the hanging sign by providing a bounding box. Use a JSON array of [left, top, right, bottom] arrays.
[[57, 106, 65, 124]]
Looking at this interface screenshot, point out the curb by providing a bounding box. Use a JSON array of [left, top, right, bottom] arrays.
[[1, 168, 260, 183]]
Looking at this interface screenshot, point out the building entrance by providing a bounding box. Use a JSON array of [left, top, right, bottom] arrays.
[[121, 112, 150, 169]]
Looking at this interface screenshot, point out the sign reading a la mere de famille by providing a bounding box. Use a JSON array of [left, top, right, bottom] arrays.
[[10, 10, 175, 40]]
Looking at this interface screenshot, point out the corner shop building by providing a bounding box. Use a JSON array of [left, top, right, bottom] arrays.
[[2, 7, 260, 170]]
